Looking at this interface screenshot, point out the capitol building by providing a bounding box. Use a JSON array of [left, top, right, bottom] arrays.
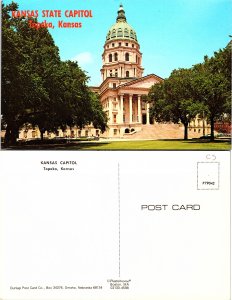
[[90, 4, 209, 139], [91, 4, 164, 138], [17, 4, 210, 141]]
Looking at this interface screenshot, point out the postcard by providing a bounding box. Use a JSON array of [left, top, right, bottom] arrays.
[[0, 151, 230, 300], [0, 0, 231, 299]]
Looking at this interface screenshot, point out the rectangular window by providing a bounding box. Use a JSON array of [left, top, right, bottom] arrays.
[[114, 129, 117, 135], [113, 83, 116, 88], [85, 130, 89, 136], [113, 114, 117, 123]]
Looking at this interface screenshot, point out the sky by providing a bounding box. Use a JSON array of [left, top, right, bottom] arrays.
[[3, 0, 232, 86]]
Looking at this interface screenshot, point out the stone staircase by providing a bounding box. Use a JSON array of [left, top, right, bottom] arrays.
[[123, 124, 184, 140]]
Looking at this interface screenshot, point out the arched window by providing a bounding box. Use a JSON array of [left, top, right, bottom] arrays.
[[126, 71, 129, 77], [109, 54, 112, 62], [117, 28, 123, 37], [111, 29, 116, 38], [114, 53, 118, 61], [124, 28, 129, 37], [125, 53, 129, 61]]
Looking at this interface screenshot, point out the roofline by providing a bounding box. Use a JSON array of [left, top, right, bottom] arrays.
[[97, 74, 163, 97], [89, 86, 100, 89], [116, 74, 163, 89]]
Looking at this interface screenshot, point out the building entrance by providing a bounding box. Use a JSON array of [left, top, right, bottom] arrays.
[[142, 114, 146, 124]]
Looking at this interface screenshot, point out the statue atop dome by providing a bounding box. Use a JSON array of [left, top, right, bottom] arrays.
[[116, 4, 127, 22]]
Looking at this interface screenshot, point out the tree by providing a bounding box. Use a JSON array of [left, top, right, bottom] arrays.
[[2, 2, 28, 144], [149, 44, 231, 141], [53, 60, 107, 133], [2, 2, 107, 145], [90, 92, 108, 133], [2, 2, 60, 144], [192, 44, 231, 140], [149, 68, 204, 140]]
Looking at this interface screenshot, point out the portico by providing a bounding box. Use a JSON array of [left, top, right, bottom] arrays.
[[117, 93, 148, 125]]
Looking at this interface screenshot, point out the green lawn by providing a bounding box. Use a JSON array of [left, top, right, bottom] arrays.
[[6, 139, 231, 150], [73, 139, 231, 150]]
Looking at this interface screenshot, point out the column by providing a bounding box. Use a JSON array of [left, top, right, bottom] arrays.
[[120, 95, 124, 124], [129, 94, 133, 124], [137, 95, 141, 123], [108, 98, 112, 123], [121, 67, 124, 78], [146, 102, 150, 125]]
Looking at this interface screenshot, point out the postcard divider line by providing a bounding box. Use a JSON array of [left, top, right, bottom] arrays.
[[118, 162, 121, 278]]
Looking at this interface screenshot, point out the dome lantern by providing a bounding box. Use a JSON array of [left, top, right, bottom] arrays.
[[116, 4, 127, 22]]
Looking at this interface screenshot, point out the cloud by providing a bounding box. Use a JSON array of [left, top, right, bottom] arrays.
[[71, 52, 94, 66]]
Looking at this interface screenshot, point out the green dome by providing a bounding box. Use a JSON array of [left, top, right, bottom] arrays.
[[106, 5, 138, 42]]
